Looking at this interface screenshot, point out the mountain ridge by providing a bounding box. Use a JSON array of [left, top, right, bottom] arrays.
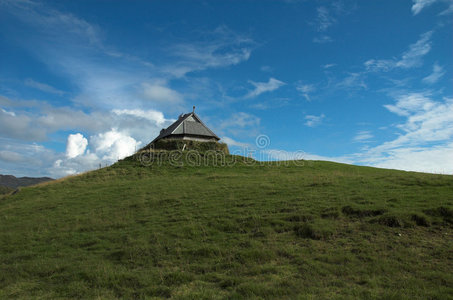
[[0, 174, 54, 189]]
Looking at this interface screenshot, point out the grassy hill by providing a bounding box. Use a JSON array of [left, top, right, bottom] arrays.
[[0, 154, 452, 299]]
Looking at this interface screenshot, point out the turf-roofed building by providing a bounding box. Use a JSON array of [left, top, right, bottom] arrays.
[[151, 107, 220, 144]]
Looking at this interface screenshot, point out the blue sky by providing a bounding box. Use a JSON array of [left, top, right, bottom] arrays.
[[0, 0, 452, 177]]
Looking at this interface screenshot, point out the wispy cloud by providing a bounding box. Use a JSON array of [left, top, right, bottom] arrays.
[[3, 1, 253, 113], [422, 63, 445, 84], [364, 31, 433, 72], [383, 92, 435, 116], [312, 2, 354, 43], [412, 0, 438, 15], [410, 0, 453, 15], [24, 79, 65, 95], [304, 114, 325, 127], [1, 0, 102, 47], [164, 26, 254, 78], [337, 72, 367, 90], [316, 6, 335, 32], [353, 130, 373, 142], [296, 83, 316, 101], [245, 78, 285, 98], [397, 31, 433, 68], [363, 59, 395, 72], [322, 63, 336, 69]]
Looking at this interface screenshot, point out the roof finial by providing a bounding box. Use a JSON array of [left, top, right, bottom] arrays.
[[193, 105, 195, 113]]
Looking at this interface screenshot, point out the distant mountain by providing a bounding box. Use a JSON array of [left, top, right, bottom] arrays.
[[0, 174, 54, 189], [0, 185, 13, 195]]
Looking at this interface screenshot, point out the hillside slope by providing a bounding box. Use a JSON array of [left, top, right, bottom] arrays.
[[0, 155, 452, 299]]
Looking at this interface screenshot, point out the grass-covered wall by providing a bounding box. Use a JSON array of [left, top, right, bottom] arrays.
[[145, 138, 229, 155]]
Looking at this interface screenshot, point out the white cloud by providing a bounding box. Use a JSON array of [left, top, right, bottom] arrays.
[[0, 138, 59, 177], [24, 79, 65, 95], [304, 114, 325, 127], [90, 129, 140, 161], [246, 78, 285, 98], [353, 130, 373, 142], [52, 129, 142, 177], [0, 95, 171, 155], [52, 152, 100, 177], [410, 0, 453, 16], [322, 63, 336, 69], [383, 92, 435, 116], [66, 133, 88, 158], [412, 0, 438, 15], [368, 143, 453, 174], [422, 63, 445, 84], [356, 94, 453, 173], [0, 4, 258, 177], [296, 83, 316, 101], [112, 109, 169, 126]]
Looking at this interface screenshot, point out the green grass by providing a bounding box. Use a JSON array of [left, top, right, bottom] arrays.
[[0, 155, 452, 299]]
